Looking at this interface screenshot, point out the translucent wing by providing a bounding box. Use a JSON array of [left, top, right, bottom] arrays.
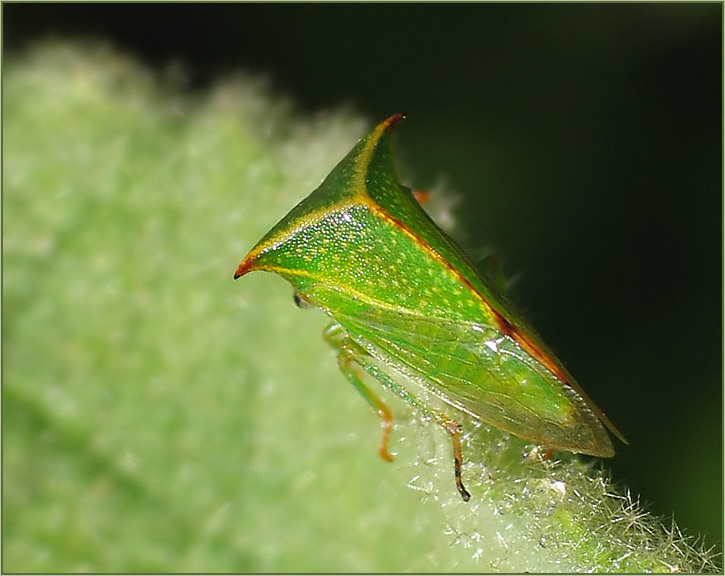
[[334, 304, 615, 457]]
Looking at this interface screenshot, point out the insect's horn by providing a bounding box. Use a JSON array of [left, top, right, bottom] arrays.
[[234, 253, 257, 279], [383, 112, 405, 130], [234, 113, 406, 282]]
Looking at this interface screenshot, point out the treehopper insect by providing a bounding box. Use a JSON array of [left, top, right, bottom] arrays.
[[235, 114, 626, 501]]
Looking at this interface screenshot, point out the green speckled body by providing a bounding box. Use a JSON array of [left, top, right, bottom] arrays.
[[235, 115, 625, 498]]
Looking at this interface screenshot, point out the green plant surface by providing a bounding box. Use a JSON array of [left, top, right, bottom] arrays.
[[3, 40, 719, 573]]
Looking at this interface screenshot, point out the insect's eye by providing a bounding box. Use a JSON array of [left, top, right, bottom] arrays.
[[293, 291, 311, 309]]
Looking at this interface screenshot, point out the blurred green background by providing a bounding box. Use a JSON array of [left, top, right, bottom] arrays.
[[5, 2, 721, 564]]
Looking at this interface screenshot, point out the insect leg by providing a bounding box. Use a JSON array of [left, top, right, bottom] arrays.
[[324, 323, 395, 462], [360, 360, 471, 502], [440, 420, 471, 502], [324, 324, 471, 501]]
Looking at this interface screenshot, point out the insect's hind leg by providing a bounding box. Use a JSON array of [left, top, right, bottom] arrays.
[[324, 323, 471, 502]]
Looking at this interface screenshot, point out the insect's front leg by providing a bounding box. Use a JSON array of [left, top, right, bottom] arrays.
[[324, 323, 471, 502], [324, 323, 395, 462]]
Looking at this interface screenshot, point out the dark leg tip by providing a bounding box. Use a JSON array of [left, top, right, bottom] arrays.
[[458, 485, 471, 502]]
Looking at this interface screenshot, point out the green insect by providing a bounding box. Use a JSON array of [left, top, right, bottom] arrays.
[[235, 114, 626, 501]]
